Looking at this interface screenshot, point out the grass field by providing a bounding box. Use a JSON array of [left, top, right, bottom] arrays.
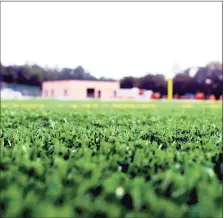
[[1, 98, 222, 109], [0, 99, 223, 218]]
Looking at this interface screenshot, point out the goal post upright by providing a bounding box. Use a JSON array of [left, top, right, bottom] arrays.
[[167, 78, 173, 100], [168, 62, 181, 101]]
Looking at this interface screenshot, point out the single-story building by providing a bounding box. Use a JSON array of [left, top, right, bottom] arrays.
[[117, 87, 139, 99], [117, 87, 153, 100], [42, 80, 120, 99]]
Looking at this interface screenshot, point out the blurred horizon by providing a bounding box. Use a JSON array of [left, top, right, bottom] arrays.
[[1, 60, 222, 99]]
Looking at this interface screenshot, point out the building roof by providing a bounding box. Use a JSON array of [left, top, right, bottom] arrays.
[[42, 79, 119, 84]]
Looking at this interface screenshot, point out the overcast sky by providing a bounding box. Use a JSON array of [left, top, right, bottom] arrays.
[[1, 2, 222, 79]]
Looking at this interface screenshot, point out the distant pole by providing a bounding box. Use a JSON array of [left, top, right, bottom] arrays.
[[168, 62, 181, 101], [167, 78, 173, 100]]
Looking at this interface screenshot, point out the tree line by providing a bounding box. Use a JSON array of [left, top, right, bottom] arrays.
[[0, 64, 115, 87], [120, 62, 222, 98], [0, 61, 222, 98]]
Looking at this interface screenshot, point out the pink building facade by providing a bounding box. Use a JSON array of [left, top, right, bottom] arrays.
[[42, 80, 120, 99]]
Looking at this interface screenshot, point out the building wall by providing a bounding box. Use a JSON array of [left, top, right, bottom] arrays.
[[117, 88, 139, 98], [117, 88, 153, 100], [42, 80, 120, 99]]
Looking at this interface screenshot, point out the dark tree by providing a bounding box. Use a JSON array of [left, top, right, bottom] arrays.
[[120, 76, 136, 88]]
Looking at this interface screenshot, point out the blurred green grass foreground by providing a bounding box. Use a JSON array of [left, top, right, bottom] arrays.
[[0, 99, 222, 218]]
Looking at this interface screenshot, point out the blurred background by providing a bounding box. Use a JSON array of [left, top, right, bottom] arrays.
[[0, 61, 223, 100], [0, 2, 222, 101]]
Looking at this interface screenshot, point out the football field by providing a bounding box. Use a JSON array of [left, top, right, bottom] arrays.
[[1, 99, 222, 217]]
